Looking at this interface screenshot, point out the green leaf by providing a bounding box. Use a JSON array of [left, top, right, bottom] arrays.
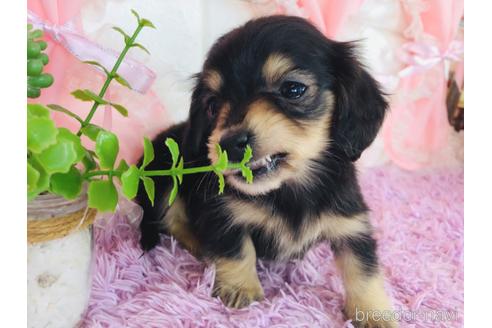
[[116, 159, 129, 172], [240, 145, 254, 184], [38, 41, 47, 51], [217, 173, 225, 194], [141, 176, 155, 206], [27, 40, 41, 58], [27, 116, 58, 153], [82, 152, 96, 172], [27, 59, 43, 76], [121, 165, 140, 199], [30, 29, 43, 39], [27, 162, 40, 193], [82, 60, 110, 76], [241, 145, 253, 165], [131, 9, 141, 23], [81, 124, 104, 141], [214, 144, 228, 171], [71, 89, 107, 104], [141, 137, 154, 169], [95, 131, 119, 169], [140, 18, 156, 29], [242, 166, 253, 184], [88, 179, 118, 212], [50, 166, 83, 199], [27, 104, 50, 118], [112, 26, 130, 44], [28, 74, 54, 88], [27, 86, 41, 98], [168, 176, 178, 206], [37, 137, 77, 174], [176, 157, 184, 184], [131, 43, 150, 55], [114, 74, 132, 89], [109, 103, 129, 117], [57, 128, 85, 162], [47, 104, 83, 123], [27, 157, 50, 200], [165, 138, 179, 166]]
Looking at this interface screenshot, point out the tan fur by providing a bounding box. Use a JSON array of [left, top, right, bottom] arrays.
[[213, 236, 264, 308], [262, 53, 295, 84], [336, 250, 398, 328], [227, 199, 370, 260], [163, 197, 201, 257], [207, 104, 231, 164], [203, 70, 222, 92]]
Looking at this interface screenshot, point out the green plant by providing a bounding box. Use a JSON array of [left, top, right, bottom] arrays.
[[27, 10, 253, 212], [27, 24, 54, 98]]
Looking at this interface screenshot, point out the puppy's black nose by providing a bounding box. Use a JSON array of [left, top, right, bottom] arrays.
[[220, 131, 250, 162]]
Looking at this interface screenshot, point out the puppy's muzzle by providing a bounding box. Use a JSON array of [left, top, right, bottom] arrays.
[[220, 130, 251, 162]]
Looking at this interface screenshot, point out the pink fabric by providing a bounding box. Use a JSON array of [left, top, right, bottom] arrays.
[[82, 165, 464, 327], [382, 1, 464, 170], [27, 0, 170, 163], [297, 0, 364, 38]]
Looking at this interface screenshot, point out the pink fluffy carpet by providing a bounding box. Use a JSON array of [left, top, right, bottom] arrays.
[[81, 165, 464, 328]]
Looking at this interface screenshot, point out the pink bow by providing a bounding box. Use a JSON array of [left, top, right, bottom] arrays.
[[28, 10, 156, 94], [398, 39, 464, 78]]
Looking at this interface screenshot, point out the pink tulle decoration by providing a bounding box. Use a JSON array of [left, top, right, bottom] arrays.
[[382, 0, 463, 170], [298, 0, 364, 38]]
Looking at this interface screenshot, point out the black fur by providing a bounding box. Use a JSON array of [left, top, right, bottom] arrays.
[[137, 16, 387, 265]]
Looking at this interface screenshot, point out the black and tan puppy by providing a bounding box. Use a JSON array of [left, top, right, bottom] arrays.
[[137, 16, 397, 328]]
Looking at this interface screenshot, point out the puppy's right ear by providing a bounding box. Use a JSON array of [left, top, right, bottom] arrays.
[[329, 42, 388, 161], [182, 77, 208, 158]]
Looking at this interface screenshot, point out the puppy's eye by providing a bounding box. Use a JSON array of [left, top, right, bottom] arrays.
[[207, 97, 219, 119], [280, 81, 307, 99]]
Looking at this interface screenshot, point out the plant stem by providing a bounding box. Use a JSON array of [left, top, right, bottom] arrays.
[[83, 163, 244, 179], [142, 164, 243, 177], [76, 24, 144, 136]]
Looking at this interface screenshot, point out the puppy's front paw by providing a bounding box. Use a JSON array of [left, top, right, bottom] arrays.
[[212, 281, 264, 309]]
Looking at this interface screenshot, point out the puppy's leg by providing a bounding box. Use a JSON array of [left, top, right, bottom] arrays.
[[164, 197, 201, 258], [333, 231, 397, 328], [212, 236, 264, 308], [139, 196, 166, 251]]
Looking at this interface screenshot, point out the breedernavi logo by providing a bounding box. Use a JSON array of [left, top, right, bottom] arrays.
[[354, 307, 459, 323]]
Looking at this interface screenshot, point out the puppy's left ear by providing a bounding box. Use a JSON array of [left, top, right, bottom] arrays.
[[330, 42, 388, 161]]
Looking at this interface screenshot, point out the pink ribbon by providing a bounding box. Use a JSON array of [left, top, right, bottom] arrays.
[[28, 10, 156, 94], [398, 39, 464, 78]]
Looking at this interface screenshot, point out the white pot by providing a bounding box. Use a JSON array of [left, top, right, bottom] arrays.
[[27, 192, 94, 328]]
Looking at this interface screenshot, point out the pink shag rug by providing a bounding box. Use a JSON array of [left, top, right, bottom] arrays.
[[81, 165, 464, 328]]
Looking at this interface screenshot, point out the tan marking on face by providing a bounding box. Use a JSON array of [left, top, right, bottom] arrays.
[[203, 70, 222, 92], [207, 104, 231, 163], [227, 199, 370, 260], [335, 250, 397, 327], [226, 92, 334, 195], [262, 53, 295, 84], [163, 197, 201, 257], [213, 236, 264, 308]]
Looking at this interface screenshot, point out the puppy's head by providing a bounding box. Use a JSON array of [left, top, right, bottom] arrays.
[[183, 16, 387, 195]]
